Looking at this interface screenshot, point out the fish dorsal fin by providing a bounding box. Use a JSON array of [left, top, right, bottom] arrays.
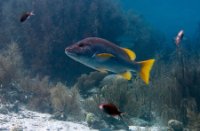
[[119, 71, 132, 80], [121, 48, 136, 61], [95, 53, 115, 58]]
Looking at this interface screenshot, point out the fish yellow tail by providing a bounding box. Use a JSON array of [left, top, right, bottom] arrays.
[[138, 59, 155, 84]]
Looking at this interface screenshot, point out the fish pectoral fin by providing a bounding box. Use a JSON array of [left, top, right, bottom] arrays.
[[94, 53, 115, 61], [95, 53, 115, 58], [121, 48, 136, 61], [119, 71, 132, 80]]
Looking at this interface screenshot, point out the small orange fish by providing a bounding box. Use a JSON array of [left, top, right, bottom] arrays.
[[20, 11, 34, 23], [175, 30, 184, 46], [99, 103, 123, 118]]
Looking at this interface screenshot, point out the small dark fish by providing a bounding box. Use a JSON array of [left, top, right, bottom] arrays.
[[99, 103, 123, 118], [175, 30, 184, 46], [20, 11, 34, 23]]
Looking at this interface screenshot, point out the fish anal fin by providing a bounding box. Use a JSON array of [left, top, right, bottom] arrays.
[[121, 48, 136, 61], [119, 71, 132, 80]]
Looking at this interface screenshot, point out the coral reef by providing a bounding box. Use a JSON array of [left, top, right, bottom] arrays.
[[0, 42, 23, 86], [75, 71, 107, 97], [168, 119, 183, 131], [187, 109, 200, 130], [82, 45, 200, 129], [50, 82, 83, 120], [0, 42, 25, 104], [83, 77, 154, 129], [0, 28, 199, 131], [100, 78, 140, 117], [0, 43, 83, 120], [20, 76, 83, 120], [0, 0, 127, 83], [19, 75, 52, 113], [0, 0, 200, 130]]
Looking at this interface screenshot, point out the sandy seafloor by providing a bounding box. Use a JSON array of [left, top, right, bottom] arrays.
[[0, 107, 166, 131]]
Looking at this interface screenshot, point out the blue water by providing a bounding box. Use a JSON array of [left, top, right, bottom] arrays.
[[120, 0, 200, 39]]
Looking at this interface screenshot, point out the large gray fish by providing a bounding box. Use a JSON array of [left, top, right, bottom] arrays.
[[65, 37, 155, 84]]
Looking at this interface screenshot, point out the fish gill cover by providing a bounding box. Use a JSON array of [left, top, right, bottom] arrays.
[[0, 0, 200, 130]]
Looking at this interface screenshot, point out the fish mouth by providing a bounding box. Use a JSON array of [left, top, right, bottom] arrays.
[[65, 48, 77, 57], [99, 104, 103, 109]]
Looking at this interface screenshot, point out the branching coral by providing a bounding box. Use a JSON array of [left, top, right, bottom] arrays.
[[50, 82, 83, 120], [84, 78, 142, 120], [75, 71, 107, 97], [187, 109, 200, 130], [0, 42, 25, 103], [83, 56, 192, 125], [1, 1, 200, 129], [19, 75, 52, 112], [84, 95, 103, 118], [20, 77, 83, 120], [0, 42, 24, 86], [0, 0, 127, 83]]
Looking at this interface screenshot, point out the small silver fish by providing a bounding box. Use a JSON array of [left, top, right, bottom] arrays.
[[65, 37, 155, 84], [175, 30, 184, 46]]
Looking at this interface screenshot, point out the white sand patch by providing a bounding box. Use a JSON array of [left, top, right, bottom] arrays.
[[0, 107, 166, 131], [0, 107, 96, 131]]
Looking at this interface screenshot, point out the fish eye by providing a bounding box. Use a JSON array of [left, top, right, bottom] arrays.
[[78, 43, 84, 47]]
